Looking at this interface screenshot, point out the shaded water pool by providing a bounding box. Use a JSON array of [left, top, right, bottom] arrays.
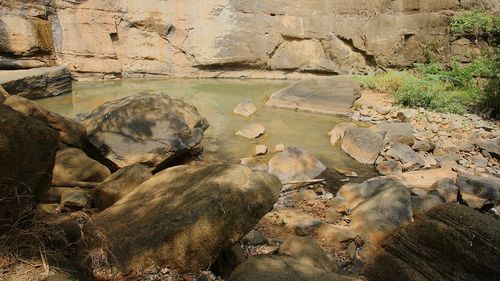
[[39, 78, 375, 182]]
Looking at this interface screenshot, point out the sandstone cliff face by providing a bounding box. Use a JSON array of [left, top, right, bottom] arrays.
[[0, 0, 498, 79]]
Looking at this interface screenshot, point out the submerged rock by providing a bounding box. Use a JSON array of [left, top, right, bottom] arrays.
[[233, 100, 257, 117], [0, 104, 58, 228], [92, 164, 281, 272], [268, 146, 326, 182], [362, 203, 500, 281], [240, 158, 268, 171], [329, 122, 355, 146], [82, 92, 209, 168], [341, 127, 384, 165], [236, 123, 265, 139]]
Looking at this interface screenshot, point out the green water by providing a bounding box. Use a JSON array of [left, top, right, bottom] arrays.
[[39, 78, 375, 182]]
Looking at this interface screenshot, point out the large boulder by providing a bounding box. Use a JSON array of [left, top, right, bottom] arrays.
[[82, 92, 209, 168], [0, 66, 71, 99], [341, 127, 384, 165], [336, 178, 413, 244], [266, 77, 361, 116], [268, 146, 326, 183], [362, 203, 500, 281], [93, 164, 152, 210], [52, 148, 111, 186], [91, 164, 281, 272], [4, 95, 86, 147], [478, 137, 500, 159], [0, 104, 58, 229]]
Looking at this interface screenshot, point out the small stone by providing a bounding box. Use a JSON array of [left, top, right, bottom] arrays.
[[413, 140, 434, 152], [233, 100, 257, 117], [255, 145, 268, 156], [376, 160, 403, 175], [347, 241, 357, 259], [376, 106, 392, 115], [236, 123, 265, 139], [60, 189, 92, 211], [242, 230, 267, 246], [274, 143, 285, 152], [360, 109, 371, 116], [294, 220, 322, 236]]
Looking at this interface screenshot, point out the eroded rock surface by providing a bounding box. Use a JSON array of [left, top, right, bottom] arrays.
[[82, 92, 209, 168], [92, 164, 281, 272]]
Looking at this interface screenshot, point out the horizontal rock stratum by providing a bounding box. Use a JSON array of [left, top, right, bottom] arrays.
[[1, 0, 499, 79]]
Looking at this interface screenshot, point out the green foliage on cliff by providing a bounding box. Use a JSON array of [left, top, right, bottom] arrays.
[[450, 9, 500, 42], [356, 53, 499, 116]]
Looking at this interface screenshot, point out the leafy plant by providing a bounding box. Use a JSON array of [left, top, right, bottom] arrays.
[[450, 9, 500, 43]]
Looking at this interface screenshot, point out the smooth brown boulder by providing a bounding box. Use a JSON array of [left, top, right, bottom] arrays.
[[52, 148, 111, 186], [0, 104, 58, 229], [83, 92, 209, 168], [92, 164, 281, 272], [93, 164, 152, 210], [268, 146, 326, 183], [4, 95, 86, 147], [362, 203, 500, 281]]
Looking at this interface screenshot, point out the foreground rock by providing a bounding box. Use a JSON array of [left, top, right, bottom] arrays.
[[336, 178, 413, 245], [92, 164, 281, 272], [230, 236, 357, 281], [83, 92, 209, 168], [0, 66, 71, 99], [266, 77, 360, 115], [4, 95, 87, 147], [268, 147, 326, 182], [52, 148, 111, 186], [362, 203, 500, 281], [0, 86, 9, 103], [478, 137, 500, 159], [0, 104, 58, 228], [341, 127, 384, 164], [93, 164, 152, 210]]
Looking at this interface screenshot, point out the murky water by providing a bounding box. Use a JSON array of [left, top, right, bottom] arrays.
[[39, 78, 375, 181]]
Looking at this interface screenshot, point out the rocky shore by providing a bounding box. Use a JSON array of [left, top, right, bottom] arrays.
[[1, 80, 499, 281]]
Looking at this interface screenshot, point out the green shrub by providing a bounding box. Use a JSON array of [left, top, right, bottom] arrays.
[[450, 9, 500, 42]]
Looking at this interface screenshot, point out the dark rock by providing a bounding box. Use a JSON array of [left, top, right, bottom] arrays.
[[82, 92, 209, 168], [52, 148, 111, 186], [0, 66, 71, 99], [478, 137, 500, 159], [91, 164, 281, 272], [362, 203, 500, 281], [93, 164, 152, 210], [456, 175, 500, 203], [4, 95, 87, 147], [242, 230, 267, 246], [0, 104, 58, 229]]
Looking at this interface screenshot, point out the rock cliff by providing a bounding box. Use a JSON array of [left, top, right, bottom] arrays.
[[1, 0, 498, 79]]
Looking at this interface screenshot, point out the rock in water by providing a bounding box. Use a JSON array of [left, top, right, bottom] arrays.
[[233, 100, 257, 117], [92, 164, 281, 272], [268, 146, 326, 182], [341, 127, 384, 165], [0, 104, 58, 229], [362, 203, 500, 281], [82, 92, 209, 168], [236, 123, 265, 139]]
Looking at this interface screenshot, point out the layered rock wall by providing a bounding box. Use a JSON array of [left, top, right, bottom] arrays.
[[0, 0, 498, 79]]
